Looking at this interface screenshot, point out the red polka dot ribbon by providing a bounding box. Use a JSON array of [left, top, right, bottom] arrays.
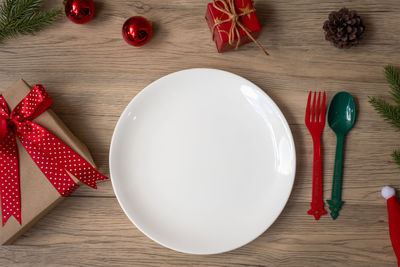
[[0, 85, 108, 226]]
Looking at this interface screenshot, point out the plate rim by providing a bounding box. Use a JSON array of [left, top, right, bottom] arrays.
[[109, 68, 296, 254]]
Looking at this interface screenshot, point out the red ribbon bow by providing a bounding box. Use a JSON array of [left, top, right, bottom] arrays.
[[0, 85, 108, 226]]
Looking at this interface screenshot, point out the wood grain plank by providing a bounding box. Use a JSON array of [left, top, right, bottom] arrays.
[[2, 198, 395, 267]]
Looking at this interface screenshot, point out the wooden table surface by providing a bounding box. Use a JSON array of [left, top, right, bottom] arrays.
[[1, 0, 400, 266]]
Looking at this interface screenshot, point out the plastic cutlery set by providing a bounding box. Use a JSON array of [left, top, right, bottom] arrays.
[[305, 91, 356, 220]]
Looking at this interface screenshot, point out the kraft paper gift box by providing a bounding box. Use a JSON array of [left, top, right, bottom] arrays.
[[0, 79, 98, 244]]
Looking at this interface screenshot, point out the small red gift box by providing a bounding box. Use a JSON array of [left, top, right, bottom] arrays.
[[205, 0, 263, 53]]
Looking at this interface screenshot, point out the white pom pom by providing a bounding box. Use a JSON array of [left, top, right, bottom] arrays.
[[382, 186, 396, 199]]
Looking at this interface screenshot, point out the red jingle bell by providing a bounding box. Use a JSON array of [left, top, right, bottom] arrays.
[[65, 0, 95, 24], [122, 16, 152, 46]]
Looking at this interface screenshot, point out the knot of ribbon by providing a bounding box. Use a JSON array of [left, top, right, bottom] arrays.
[[211, 0, 269, 55], [0, 85, 108, 226]]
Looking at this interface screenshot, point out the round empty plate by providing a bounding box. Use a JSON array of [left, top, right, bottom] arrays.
[[110, 68, 296, 254]]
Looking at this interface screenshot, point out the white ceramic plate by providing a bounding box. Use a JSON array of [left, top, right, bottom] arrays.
[[110, 69, 296, 254]]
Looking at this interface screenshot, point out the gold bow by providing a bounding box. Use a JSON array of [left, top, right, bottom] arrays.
[[211, 0, 269, 55]]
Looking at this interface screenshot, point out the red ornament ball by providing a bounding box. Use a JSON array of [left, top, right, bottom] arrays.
[[65, 0, 95, 24], [122, 16, 152, 46]]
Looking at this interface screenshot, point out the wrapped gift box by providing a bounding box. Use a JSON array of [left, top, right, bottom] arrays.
[[0, 79, 98, 244], [205, 0, 261, 52]]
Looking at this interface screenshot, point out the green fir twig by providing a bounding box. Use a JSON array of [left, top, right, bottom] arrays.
[[384, 65, 400, 104], [369, 65, 400, 169], [393, 150, 400, 167], [0, 0, 62, 42], [368, 97, 400, 130]]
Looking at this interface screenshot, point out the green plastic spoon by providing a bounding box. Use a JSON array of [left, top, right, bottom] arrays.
[[326, 92, 356, 220]]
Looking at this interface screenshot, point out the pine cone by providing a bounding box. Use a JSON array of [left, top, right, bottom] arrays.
[[323, 8, 365, 49]]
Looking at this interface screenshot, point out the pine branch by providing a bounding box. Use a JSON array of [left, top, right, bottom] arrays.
[[370, 65, 400, 169], [0, 0, 62, 42], [384, 65, 400, 104], [393, 150, 400, 168], [368, 96, 400, 130]]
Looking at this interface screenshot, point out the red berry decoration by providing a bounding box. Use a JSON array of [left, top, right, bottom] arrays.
[[122, 16, 152, 46], [65, 0, 95, 24]]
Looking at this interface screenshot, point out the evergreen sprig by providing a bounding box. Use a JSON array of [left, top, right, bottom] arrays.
[[369, 96, 400, 129], [369, 65, 400, 168], [385, 65, 400, 103], [0, 0, 62, 42], [393, 150, 400, 166]]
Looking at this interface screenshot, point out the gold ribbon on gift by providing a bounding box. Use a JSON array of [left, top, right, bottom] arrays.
[[211, 0, 269, 55]]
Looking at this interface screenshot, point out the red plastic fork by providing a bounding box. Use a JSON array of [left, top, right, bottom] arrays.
[[305, 91, 327, 220]]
